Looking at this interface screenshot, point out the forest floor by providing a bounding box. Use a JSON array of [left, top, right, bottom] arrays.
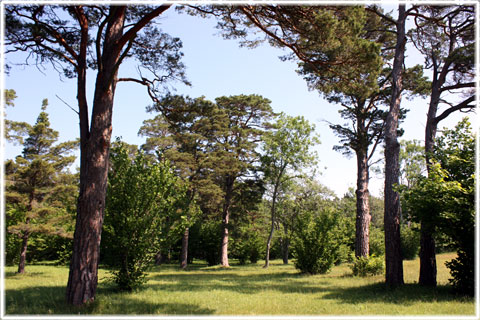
[[4, 252, 475, 316]]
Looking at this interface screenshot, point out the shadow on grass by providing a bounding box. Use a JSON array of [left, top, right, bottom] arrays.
[[322, 282, 473, 305], [5, 285, 215, 315], [5, 271, 45, 278], [146, 270, 329, 295]]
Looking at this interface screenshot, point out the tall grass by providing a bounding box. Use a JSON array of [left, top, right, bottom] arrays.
[[4, 252, 474, 316]]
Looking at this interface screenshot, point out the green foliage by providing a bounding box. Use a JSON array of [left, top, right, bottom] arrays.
[[445, 250, 474, 296], [103, 140, 190, 291], [261, 113, 319, 177], [400, 225, 420, 260], [199, 220, 222, 266], [369, 227, 385, 257], [402, 118, 475, 295], [399, 139, 426, 188], [233, 230, 264, 265], [335, 244, 354, 265], [292, 208, 340, 274], [351, 254, 384, 277]]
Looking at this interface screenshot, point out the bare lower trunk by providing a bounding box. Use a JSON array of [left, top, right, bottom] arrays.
[[384, 4, 406, 287], [66, 132, 111, 305], [355, 151, 371, 258], [264, 219, 275, 268], [180, 228, 189, 269], [220, 177, 234, 267], [419, 224, 437, 285], [220, 219, 229, 267], [17, 231, 30, 274], [419, 81, 441, 286], [282, 235, 289, 265]]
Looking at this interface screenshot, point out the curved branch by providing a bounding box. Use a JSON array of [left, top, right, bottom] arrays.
[[434, 95, 476, 125]]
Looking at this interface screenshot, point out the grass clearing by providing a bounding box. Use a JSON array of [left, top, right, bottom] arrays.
[[4, 252, 475, 316]]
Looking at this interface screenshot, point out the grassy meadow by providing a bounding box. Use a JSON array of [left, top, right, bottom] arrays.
[[4, 252, 475, 316]]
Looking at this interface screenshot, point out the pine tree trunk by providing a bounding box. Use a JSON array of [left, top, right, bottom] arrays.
[[419, 83, 441, 286], [66, 7, 126, 305], [355, 151, 371, 258], [220, 177, 234, 267], [220, 213, 230, 267], [419, 224, 437, 285], [180, 227, 189, 269], [17, 230, 30, 274], [384, 4, 406, 287]]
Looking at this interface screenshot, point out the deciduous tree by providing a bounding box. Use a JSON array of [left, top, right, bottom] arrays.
[[261, 113, 319, 268], [102, 140, 190, 290]]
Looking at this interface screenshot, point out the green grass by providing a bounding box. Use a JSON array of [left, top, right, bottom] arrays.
[[4, 252, 475, 316]]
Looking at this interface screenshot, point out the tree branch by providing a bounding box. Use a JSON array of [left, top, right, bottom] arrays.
[[434, 95, 476, 124], [117, 5, 171, 49], [440, 82, 475, 93]]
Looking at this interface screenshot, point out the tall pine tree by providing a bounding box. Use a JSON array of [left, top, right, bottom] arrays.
[[5, 99, 77, 273]]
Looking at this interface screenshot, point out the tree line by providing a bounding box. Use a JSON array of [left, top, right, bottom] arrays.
[[4, 4, 475, 305]]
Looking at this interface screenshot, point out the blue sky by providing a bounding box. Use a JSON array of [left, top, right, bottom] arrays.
[[3, 5, 471, 197]]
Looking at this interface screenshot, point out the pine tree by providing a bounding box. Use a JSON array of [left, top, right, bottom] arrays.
[[5, 99, 77, 273], [140, 95, 222, 269]]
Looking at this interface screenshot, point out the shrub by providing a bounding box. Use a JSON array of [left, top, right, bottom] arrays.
[[292, 208, 340, 274], [369, 227, 385, 257], [335, 244, 353, 265], [351, 255, 384, 277], [238, 234, 264, 264], [401, 225, 420, 260], [103, 141, 190, 291], [446, 249, 474, 295], [199, 220, 222, 266]]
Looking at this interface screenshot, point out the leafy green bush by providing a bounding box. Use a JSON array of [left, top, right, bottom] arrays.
[[199, 220, 222, 266], [369, 227, 385, 257], [401, 225, 420, 260], [335, 244, 353, 265], [446, 249, 474, 295], [351, 255, 384, 277], [103, 141, 190, 291], [292, 208, 340, 274], [234, 231, 265, 265]]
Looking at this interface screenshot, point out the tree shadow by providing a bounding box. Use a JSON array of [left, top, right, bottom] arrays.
[[5, 285, 215, 315], [146, 270, 329, 294], [321, 282, 474, 306], [5, 271, 45, 278]]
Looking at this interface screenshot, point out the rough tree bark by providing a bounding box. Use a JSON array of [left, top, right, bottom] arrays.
[[419, 80, 442, 286], [17, 221, 30, 274], [355, 150, 371, 258], [66, 8, 125, 305], [17, 191, 35, 274], [180, 228, 189, 269], [384, 4, 406, 287], [220, 177, 235, 267]]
